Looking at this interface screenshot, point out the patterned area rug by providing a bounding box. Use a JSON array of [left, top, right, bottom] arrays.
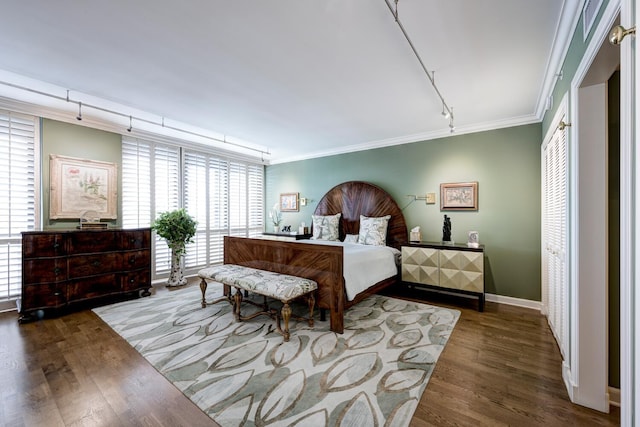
[[93, 285, 459, 426]]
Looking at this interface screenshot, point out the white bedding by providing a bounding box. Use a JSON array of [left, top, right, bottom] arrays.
[[302, 240, 400, 301]]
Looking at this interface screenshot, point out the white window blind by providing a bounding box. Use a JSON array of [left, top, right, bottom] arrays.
[[123, 138, 264, 279], [0, 110, 37, 308], [183, 150, 264, 271]]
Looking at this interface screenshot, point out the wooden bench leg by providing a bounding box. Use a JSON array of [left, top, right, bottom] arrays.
[[307, 294, 315, 328], [233, 287, 243, 322], [199, 278, 208, 308], [281, 303, 291, 342]]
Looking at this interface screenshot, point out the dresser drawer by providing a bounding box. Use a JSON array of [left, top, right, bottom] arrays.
[[68, 253, 121, 278], [68, 274, 120, 300], [122, 250, 150, 270], [21, 283, 66, 309], [68, 231, 118, 253], [121, 230, 151, 250], [22, 234, 67, 258], [122, 269, 151, 292], [22, 259, 67, 284]]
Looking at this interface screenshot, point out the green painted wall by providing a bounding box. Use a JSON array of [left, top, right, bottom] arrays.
[[266, 123, 542, 301], [41, 118, 122, 229]]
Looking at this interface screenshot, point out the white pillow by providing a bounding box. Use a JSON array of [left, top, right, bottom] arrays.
[[358, 215, 391, 246], [311, 213, 341, 241], [343, 234, 359, 243]]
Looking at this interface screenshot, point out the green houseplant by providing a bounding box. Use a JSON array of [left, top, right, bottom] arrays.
[[151, 208, 197, 287]]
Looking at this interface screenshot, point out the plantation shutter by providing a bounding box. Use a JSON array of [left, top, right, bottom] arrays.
[[0, 110, 37, 309], [247, 163, 264, 238], [121, 138, 180, 278], [209, 157, 229, 264], [123, 138, 263, 277]]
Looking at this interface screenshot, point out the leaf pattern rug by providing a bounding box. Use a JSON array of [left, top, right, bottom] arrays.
[[93, 285, 460, 426]]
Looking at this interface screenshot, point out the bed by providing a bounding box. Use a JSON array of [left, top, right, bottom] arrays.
[[223, 181, 408, 333]]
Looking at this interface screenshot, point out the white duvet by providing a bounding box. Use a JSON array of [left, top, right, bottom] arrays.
[[301, 239, 401, 301]]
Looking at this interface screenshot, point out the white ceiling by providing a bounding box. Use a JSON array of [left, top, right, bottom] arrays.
[[0, 1, 577, 163]]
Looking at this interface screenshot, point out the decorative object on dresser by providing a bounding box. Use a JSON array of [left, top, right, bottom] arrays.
[[151, 209, 197, 287], [468, 231, 480, 248], [410, 226, 422, 242], [401, 241, 485, 311], [442, 214, 452, 243], [49, 154, 118, 219], [440, 181, 478, 210], [19, 228, 151, 323]]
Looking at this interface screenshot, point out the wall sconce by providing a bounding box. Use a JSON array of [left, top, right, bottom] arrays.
[[407, 193, 436, 205]]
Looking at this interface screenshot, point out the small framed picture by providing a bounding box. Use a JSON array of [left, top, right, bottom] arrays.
[[468, 231, 480, 248], [279, 193, 299, 212], [441, 182, 478, 211]]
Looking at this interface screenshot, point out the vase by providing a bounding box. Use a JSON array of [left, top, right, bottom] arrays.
[[273, 225, 279, 233], [167, 246, 187, 287]]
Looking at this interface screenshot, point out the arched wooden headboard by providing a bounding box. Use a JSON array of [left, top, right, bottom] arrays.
[[313, 181, 408, 250]]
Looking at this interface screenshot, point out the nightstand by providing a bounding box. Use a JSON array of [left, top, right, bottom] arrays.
[[401, 241, 485, 311]]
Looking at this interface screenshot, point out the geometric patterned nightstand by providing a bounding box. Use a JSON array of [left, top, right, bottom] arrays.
[[401, 242, 485, 311]]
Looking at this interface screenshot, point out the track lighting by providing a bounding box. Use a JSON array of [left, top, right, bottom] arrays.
[[384, 0, 456, 133], [441, 103, 450, 119], [127, 115, 132, 132], [76, 102, 82, 121]]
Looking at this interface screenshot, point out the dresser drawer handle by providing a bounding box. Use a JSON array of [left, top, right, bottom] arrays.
[[92, 260, 101, 267], [53, 291, 62, 297], [53, 242, 60, 249], [53, 267, 61, 275], [129, 278, 135, 283]]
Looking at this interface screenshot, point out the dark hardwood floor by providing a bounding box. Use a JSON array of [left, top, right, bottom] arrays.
[[0, 283, 620, 426]]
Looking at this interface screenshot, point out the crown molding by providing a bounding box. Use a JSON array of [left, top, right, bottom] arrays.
[[270, 113, 540, 164]]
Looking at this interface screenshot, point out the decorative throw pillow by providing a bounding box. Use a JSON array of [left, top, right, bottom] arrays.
[[358, 215, 391, 246], [343, 234, 359, 243], [311, 213, 341, 241]]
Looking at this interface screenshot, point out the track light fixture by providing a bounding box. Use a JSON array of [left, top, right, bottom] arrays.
[[127, 115, 132, 132], [441, 102, 450, 119], [76, 102, 82, 121], [384, 0, 455, 133]]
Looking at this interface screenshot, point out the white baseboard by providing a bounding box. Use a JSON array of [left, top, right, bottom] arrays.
[[609, 386, 620, 407], [485, 293, 541, 311]]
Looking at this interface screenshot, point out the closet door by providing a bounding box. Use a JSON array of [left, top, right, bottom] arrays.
[[542, 113, 568, 359]]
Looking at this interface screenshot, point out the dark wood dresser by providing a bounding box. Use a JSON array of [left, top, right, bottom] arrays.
[[19, 228, 152, 322]]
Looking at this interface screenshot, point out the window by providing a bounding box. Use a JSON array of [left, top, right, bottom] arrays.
[[0, 110, 38, 310], [122, 137, 264, 280], [183, 150, 264, 273]]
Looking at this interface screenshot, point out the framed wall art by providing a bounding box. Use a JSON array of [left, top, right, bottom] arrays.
[[440, 181, 478, 211], [50, 154, 117, 219], [279, 192, 299, 212]]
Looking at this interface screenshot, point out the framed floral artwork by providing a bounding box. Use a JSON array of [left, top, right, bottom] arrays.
[[49, 154, 117, 219], [440, 181, 478, 211], [279, 192, 299, 212]]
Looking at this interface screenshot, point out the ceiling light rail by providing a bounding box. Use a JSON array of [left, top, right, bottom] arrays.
[[1, 80, 271, 157], [384, 0, 455, 132]]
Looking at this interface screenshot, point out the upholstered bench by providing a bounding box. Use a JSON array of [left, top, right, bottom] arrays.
[[198, 264, 317, 341]]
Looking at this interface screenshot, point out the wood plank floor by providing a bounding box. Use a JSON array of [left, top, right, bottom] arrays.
[[0, 283, 620, 426]]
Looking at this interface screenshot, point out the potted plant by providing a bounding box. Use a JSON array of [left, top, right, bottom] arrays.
[[268, 202, 282, 233], [152, 208, 197, 287]]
